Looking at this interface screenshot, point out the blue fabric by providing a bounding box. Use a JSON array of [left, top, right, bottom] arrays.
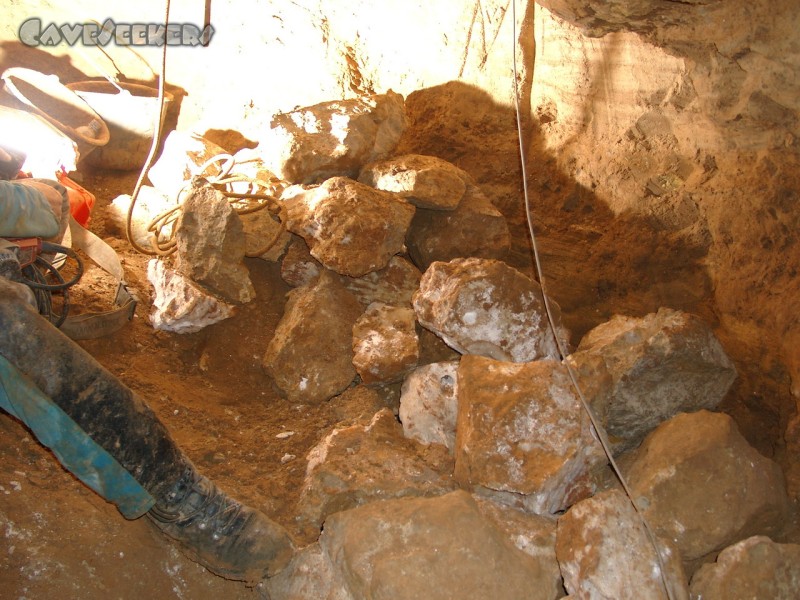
[[0, 354, 154, 518], [0, 179, 60, 238]]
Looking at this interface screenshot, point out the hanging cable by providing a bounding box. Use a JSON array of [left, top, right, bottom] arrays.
[[510, 2, 676, 598]]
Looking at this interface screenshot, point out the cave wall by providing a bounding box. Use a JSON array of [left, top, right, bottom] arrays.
[[1, 0, 798, 494]]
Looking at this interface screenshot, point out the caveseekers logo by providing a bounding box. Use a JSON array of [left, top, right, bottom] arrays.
[[19, 18, 215, 47]]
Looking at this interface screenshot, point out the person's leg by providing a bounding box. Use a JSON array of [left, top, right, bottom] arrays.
[[0, 278, 294, 582]]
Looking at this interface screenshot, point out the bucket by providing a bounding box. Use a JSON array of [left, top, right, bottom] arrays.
[[66, 81, 173, 171], [1, 67, 110, 161]]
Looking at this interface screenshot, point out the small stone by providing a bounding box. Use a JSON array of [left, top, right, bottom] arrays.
[[280, 235, 322, 287], [358, 153, 467, 210], [239, 209, 291, 262], [283, 176, 416, 277], [146, 259, 234, 333], [399, 360, 460, 452], [352, 303, 419, 384], [340, 255, 421, 308]]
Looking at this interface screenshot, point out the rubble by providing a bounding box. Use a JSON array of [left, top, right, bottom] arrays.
[[351, 303, 418, 384]]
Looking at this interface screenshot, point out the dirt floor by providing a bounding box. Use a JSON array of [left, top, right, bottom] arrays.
[[1, 80, 797, 597]]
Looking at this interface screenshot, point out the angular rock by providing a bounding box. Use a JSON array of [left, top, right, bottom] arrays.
[[556, 489, 689, 600], [352, 303, 419, 384], [320, 490, 563, 600], [296, 409, 455, 543], [239, 209, 291, 262], [358, 153, 467, 210], [146, 259, 234, 333], [406, 183, 511, 270], [340, 255, 421, 308], [399, 360, 460, 452], [623, 410, 792, 569], [454, 356, 606, 514], [283, 177, 416, 277], [568, 307, 737, 453], [281, 235, 322, 287], [260, 91, 408, 184], [328, 385, 389, 426], [474, 497, 561, 582], [413, 257, 567, 362], [263, 543, 353, 600], [263, 272, 363, 404], [689, 536, 800, 600], [175, 185, 254, 304]]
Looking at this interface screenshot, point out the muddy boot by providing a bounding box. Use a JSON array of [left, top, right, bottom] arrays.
[[148, 466, 294, 583], [0, 279, 295, 581]]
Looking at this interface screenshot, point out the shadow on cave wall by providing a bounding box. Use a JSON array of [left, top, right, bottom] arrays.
[[394, 80, 716, 344]]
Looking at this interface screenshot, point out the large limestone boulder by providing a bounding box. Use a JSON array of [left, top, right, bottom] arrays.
[[455, 356, 606, 514], [406, 183, 511, 270], [689, 536, 800, 600], [399, 360, 460, 453], [568, 308, 737, 453], [259, 91, 408, 184], [296, 409, 455, 543], [358, 153, 467, 210], [622, 410, 792, 570], [556, 489, 689, 600], [413, 257, 567, 362], [282, 177, 416, 277], [263, 272, 363, 404], [351, 303, 419, 384], [263, 543, 353, 600], [175, 184, 254, 304], [319, 490, 563, 600]]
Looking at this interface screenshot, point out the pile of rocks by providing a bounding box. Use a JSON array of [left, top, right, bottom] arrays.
[[147, 92, 799, 598]]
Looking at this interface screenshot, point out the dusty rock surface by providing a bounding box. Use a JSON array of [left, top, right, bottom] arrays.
[[175, 185, 254, 304], [569, 307, 738, 453], [296, 409, 455, 543], [146, 259, 234, 333], [455, 356, 606, 514], [263, 272, 363, 404], [556, 489, 689, 600], [622, 410, 791, 570], [689, 535, 800, 600], [406, 182, 511, 270], [282, 176, 416, 277], [351, 303, 418, 384], [414, 257, 566, 362], [319, 490, 562, 600], [399, 360, 460, 452]]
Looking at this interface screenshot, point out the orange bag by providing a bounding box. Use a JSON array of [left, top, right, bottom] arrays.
[[57, 170, 95, 227]]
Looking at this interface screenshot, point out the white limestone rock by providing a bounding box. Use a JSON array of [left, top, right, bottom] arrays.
[[352, 303, 418, 384], [260, 91, 408, 184], [413, 257, 567, 362], [399, 360, 460, 452], [146, 259, 233, 333]]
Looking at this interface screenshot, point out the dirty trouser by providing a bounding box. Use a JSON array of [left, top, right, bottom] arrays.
[[0, 278, 190, 517]]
